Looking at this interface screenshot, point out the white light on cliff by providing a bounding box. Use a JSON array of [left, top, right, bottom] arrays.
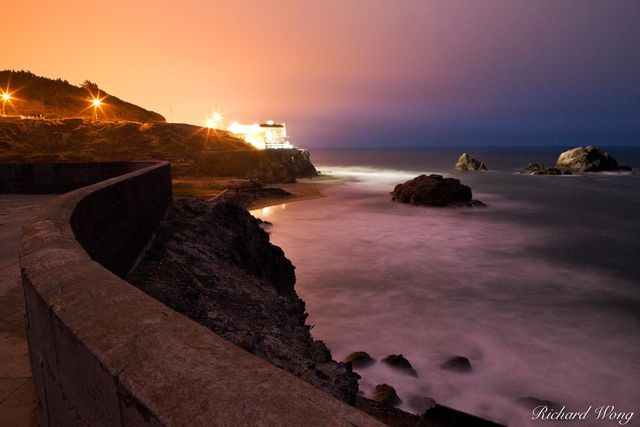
[[205, 111, 224, 129]]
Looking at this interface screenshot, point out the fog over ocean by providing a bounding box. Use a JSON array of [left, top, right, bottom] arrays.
[[252, 147, 640, 426]]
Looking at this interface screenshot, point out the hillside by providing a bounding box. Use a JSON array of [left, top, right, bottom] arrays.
[[0, 118, 251, 163], [0, 70, 165, 122], [0, 119, 317, 184]]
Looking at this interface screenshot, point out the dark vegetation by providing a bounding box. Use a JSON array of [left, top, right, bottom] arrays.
[[0, 70, 165, 122], [0, 118, 252, 164]]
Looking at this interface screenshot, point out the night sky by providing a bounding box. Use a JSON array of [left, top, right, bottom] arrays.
[[3, 0, 639, 147]]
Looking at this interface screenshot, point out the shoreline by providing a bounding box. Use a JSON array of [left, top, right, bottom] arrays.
[[247, 174, 342, 210], [172, 173, 344, 210]]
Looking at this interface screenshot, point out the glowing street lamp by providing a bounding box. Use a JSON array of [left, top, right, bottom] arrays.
[[205, 111, 223, 129], [1, 90, 12, 116], [89, 95, 105, 120]]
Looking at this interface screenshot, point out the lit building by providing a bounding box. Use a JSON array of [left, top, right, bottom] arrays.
[[227, 120, 294, 150]]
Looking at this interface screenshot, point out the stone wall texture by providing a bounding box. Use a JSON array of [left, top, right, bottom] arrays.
[[19, 161, 381, 426]]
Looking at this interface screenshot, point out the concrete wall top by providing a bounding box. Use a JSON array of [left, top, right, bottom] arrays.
[[19, 161, 381, 426]]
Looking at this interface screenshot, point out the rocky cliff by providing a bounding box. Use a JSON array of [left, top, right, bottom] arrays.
[[126, 197, 358, 404], [195, 149, 318, 183]]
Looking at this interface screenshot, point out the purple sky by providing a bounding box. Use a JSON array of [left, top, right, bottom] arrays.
[[4, 0, 640, 147]]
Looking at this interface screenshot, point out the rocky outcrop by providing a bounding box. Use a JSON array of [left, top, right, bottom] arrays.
[[345, 351, 376, 368], [521, 163, 571, 175], [555, 146, 631, 172], [127, 197, 358, 404], [441, 356, 472, 373], [454, 153, 488, 171], [195, 149, 318, 183], [372, 384, 401, 406], [391, 174, 485, 207], [215, 179, 292, 208], [382, 354, 418, 377]]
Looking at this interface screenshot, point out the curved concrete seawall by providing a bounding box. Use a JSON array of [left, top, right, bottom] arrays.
[[0, 162, 159, 194], [19, 161, 381, 426]]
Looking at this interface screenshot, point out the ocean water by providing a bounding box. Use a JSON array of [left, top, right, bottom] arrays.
[[251, 147, 640, 426]]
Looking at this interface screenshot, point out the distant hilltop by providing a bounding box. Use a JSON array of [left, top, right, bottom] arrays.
[[0, 70, 165, 123]]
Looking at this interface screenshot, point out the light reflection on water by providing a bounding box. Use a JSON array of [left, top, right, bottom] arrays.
[[251, 164, 640, 426]]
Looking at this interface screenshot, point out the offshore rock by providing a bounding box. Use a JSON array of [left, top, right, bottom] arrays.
[[441, 356, 472, 373], [372, 384, 402, 406], [454, 153, 488, 171], [391, 174, 485, 207], [382, 354, 418, 377], [521, 163, 571, 175], [127, 197, 358, 404], [344, 351, 376, 368], [555, 146, 630, 172]]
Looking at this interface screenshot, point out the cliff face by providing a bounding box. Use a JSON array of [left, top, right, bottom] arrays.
[[126, 198, 359, 404], [195, 149, 318, 183]]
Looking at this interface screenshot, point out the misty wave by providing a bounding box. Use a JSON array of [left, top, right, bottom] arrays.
[[252, 161, 640, 426]]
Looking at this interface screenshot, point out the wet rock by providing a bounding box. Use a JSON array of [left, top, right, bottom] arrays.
[[521, 163, 571, 175], [216, 179, 292, 208], [390, 174, 485, 208], [441, 356, 472, 373], [196, 148, 319, 183], [454, 153, 488, 171], [382, 354, 418, 376], [555, 146, 630, 172], [408, 395, 437, 414], [344, 351, 376, 368], [127, 197, 359, 404], [373, 384, 402, 406]]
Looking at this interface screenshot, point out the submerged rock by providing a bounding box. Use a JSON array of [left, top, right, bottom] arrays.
[[408, 395, 437, 414], [382, 354, 418, 376], [521, 163, 571, 175], [344, 351, 376, 368], [441, 356, 472, 373], [372, 384, 402, 406], [454, 153, 488, 171], [390, 174, 485, 207], [555, 146, 630, 172]]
